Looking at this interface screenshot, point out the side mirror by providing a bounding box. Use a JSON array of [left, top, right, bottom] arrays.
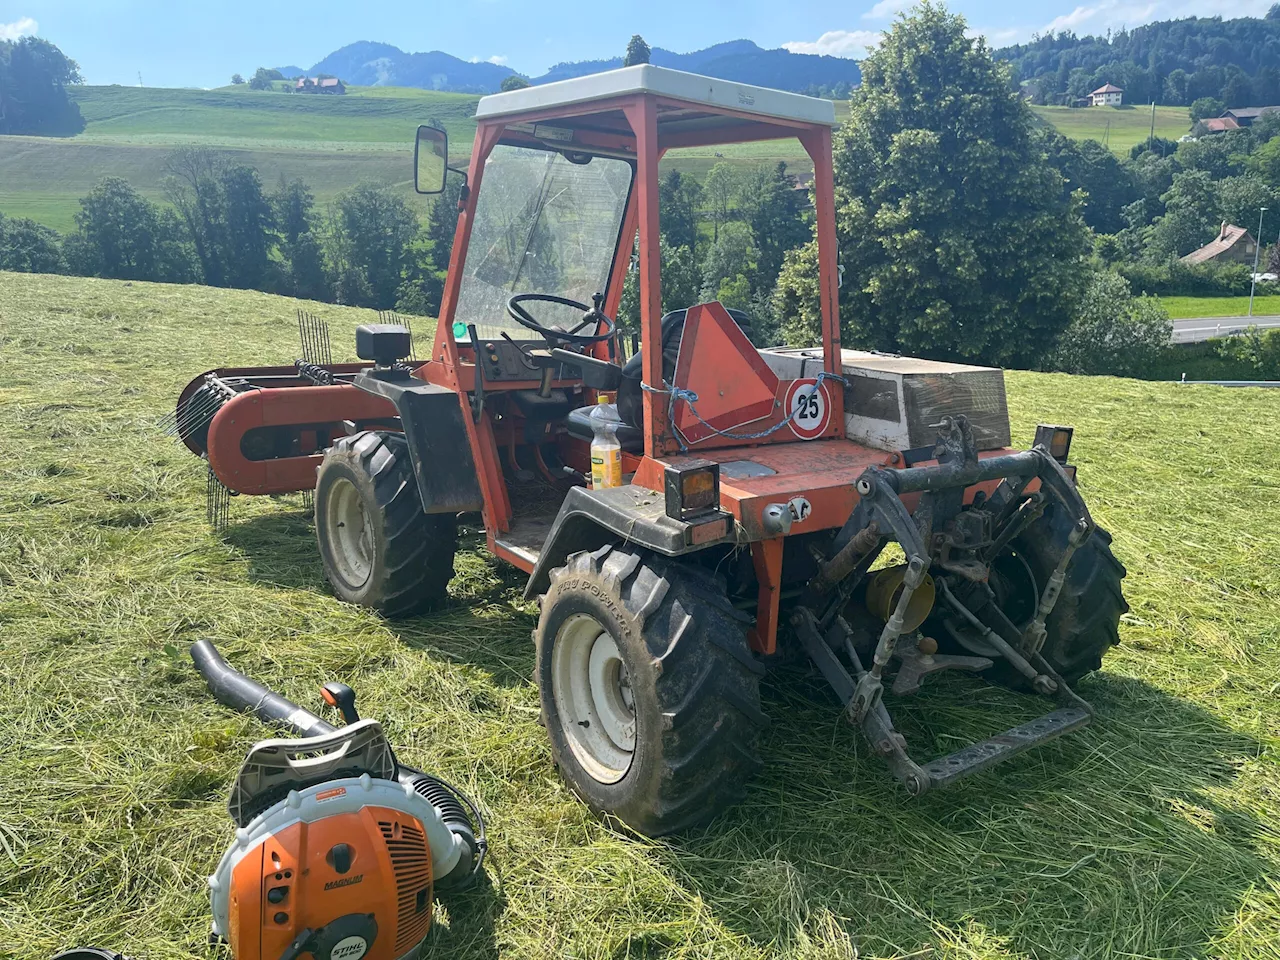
[[415, 125, 448, 195]]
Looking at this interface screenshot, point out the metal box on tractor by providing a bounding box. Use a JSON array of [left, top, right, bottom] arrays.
[[173, 66, 1128, 836]]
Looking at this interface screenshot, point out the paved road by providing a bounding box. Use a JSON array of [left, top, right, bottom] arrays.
[[1171, 315, 1280, 343]]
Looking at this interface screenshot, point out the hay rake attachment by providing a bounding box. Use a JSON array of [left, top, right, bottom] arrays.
[[164, 310, 401, 530]]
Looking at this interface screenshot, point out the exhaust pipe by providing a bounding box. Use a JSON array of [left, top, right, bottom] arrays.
[[189, 639, 335, 738]]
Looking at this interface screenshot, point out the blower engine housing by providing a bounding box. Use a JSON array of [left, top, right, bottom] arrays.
[[209, 719, 473, 960]]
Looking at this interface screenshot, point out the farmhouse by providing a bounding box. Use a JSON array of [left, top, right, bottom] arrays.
[[1222, 106, 1279, 126], [295, 77, 346, 95], [1193, 116, 1241, 136], [1180, 222, 1258, 266], [1090, 84, 1123, 106]]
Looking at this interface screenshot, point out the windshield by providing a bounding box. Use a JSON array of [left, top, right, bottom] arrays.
[[452, 144, 633, 339]]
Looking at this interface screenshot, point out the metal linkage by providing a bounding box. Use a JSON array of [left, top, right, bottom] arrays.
[[294, 358, 337, 386], [791, 420, 1102, 797], [1022, 518, 1089, 655]]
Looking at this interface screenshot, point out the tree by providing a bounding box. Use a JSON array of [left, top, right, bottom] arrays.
[[67, 177, 196, 283], [0, 212, 65, 274], [747, 162, 810, 295], [1175, 129, 1249, 180], [773, 241, 823, 346], [1163, 68, 1188, 105], [218, 165, 276, 290], [1047, 271, 1171, 377], [327, 183, 420, 309], [1041, 131, 1137, 234], [702, 162, 739, 243], [396, 176, 463, 316], [499, 75, 530, 92], [699, 222, 756, 302], [162, 148, 277, 290], [249, 67, 283, 91], [657, 170, 702, 253], [617, 243, 701, 332], [1248, 137, 1280, 189], [231, 73, 245, 85], [623, 35, 651, 67], [0, 37, 84, 135], [776, 2, 1091, 366], [1218, 176, 1278, 240], [1189, 97, 1225, 123]]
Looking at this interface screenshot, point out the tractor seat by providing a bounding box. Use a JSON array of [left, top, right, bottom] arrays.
[[565, 403, 644, 452]]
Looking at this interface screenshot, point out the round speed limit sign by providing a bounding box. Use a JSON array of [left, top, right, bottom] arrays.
[[784, 379, 831, 440]]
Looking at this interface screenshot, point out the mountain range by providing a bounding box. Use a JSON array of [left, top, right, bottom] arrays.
[[276, 39, 860, 95]]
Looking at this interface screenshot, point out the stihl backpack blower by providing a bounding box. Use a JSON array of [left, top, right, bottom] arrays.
[[188, 639, 486, 960]]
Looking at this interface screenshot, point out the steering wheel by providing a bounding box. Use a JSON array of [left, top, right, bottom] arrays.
[[506, 293, 616, 349]]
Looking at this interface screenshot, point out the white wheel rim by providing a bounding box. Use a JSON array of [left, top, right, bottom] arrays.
[[551, 613, 635, 784], [326, 477, 373, 587]]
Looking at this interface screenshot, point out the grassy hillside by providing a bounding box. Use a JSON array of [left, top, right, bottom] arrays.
[[3, 272, 1279, 959], [70, 84, 482, 148], [0, 85, 1176, 232], [0, 85, 824, 232], [0, 136, 429, 233], [1030, 104, 1191, 156]]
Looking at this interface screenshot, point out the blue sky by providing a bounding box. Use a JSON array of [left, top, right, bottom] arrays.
[[0, 0, 1271, 88]]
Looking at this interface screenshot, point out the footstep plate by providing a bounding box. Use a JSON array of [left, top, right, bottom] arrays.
[[919, 707, 1091, 790]]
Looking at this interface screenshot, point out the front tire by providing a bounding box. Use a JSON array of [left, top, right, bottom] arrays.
[[315, 431, 456, 616], [535, 545, 767, 836]]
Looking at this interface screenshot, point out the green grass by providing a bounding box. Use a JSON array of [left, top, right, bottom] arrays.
[[69, 84, 482, 149], [1030, 104, 1191, 156], [0, 135, 433, 234], [0, 84, 822, 232], [3, 270, 1280, 959], [1160, 295, 1280, 319]]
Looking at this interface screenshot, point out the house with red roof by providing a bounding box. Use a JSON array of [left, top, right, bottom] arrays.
[[1181, 222, 1259, 267]]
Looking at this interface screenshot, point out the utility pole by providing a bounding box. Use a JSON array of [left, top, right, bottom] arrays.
[[1149, 100, 1156, 145], [1249, 205, 1268, 318]]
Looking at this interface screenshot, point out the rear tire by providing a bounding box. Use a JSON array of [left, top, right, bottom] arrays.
[[1014, 511, 1128, 683], [534, 544, 767, 836], [979, 505, 1127, 687], [315, 431, 456, 616]]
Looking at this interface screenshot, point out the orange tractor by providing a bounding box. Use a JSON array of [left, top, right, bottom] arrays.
[[174, 66, 1127, 835]]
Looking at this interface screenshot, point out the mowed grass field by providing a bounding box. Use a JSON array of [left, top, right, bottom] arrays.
[[3, 271, 1280, 959], [1030, 104, 1191, 156]]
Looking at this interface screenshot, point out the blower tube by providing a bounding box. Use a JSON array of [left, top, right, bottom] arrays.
[[189, 639, 335, 738], [189, 640, 487, 885]]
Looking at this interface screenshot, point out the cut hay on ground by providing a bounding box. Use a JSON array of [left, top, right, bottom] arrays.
[[1, 272, 1278, 959]]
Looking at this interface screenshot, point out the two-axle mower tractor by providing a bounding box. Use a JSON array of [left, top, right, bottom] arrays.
[[173, 66, 1127, 835]]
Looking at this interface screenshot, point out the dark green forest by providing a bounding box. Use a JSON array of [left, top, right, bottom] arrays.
[[997, 9, 1280, 106]]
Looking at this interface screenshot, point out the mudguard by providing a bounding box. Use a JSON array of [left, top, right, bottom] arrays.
[[523, 484, 735, 599], [353, 370, 484, 514]]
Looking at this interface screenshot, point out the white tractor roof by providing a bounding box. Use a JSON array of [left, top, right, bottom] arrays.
[[475, 65, 838, 127]]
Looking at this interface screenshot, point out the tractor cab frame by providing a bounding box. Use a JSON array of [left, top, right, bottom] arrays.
[[173, 67, 1128, 835], [409, 67, 849, 648]]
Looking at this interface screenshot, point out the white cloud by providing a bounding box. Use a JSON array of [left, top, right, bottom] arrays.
[[0, 16, 37, 41], [487, 55, 508, 65], [783, 30, 881, 58], [863, 0, 907, 21]]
